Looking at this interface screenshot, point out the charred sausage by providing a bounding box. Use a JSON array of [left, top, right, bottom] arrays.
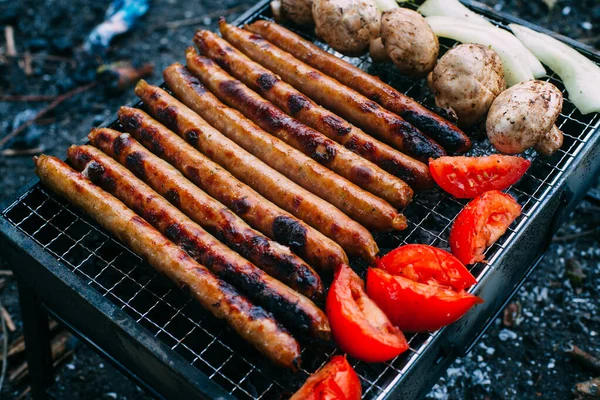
[[33, 155, 302, 369], [218, 20, 445, 162], [133, 81, 379, 260], [178, 52, 412, 209], [245, 20, 471, 154], [193, 30, 433, 191], [113, 109, 350, 272], [156, 69, 405, 231], [114, 108, 365, 266], [86, 128, 324, 299], [67, 145, 330, 340]]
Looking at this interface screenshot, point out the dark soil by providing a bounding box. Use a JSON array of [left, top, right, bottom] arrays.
[[0, 0, 598, 399]]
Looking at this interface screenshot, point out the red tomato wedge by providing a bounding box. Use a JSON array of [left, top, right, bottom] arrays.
[[430, 155, 531, 198], [366, 268, 482, 332], [450, 190, 522, 265], [376, 244, 476, 291], [290, 355, 362, 400], [326, 264, 408, 363]]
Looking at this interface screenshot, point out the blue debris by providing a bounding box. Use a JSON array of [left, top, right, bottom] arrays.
[[83, 0, 150, 54]]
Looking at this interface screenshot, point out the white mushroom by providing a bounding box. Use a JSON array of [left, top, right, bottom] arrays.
[[312, 0, 381, 56], [427, 43, 506, 127], [486, 80, 564, 156], [377, 8, 439, 77], [272, 0, 315, 25]]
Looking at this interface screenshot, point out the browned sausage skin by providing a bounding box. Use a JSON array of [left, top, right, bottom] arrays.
[[133, 81, 379, 261], [114, 107, 354, 268], [194, 31, 433, 192], [67, 144, 330, 341], [33, 155, 302, 369], [245, 20, 472, 154], [162, 62, 405, 231], [180, 50, 413, 209], [86, 127, 324, 300], [218, 20, 445, 162], [114, 108, 349, 272]]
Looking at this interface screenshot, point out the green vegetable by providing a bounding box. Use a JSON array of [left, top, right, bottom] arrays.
[[418, 0, 545, 78]]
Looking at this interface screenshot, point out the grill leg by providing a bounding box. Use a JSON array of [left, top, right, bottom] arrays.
[[17, 279, 53, 400]]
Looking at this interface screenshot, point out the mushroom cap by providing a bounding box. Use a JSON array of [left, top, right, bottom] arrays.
[[381, 8, 439, 77], [282, 0, 314, 25], [486, 80, 563, 154], [313, 0, 380, 57], [427, 43, 505, 127]]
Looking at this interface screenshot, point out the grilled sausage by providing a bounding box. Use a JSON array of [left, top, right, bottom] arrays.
[[33, 155, 302, 369], [68, 145, 329, 340], [133, 81, 379, 261], [219, 20, 445, 162], [179, 52, 412, 209], [86, 128, 325, 299], [245, 20, 472, 154], [113, 108, 359, 267], [160, 66, 406, 232], [193, 30, 433, 191]]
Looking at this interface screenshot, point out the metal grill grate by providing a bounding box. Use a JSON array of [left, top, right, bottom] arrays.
[[2, 3, 600, 399]]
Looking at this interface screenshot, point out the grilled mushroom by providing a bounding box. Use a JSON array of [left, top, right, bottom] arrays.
[[272, 0, 315, 25], [486, 80, 563, 156], [378, 8, 439, 77], [427, 43, 506, 127], [312, 0, 381, 56]]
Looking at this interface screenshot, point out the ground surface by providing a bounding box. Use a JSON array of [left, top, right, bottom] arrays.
[[0, 0, 598, 399]]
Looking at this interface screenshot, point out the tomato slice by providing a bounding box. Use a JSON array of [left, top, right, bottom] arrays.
[[450, 190, 522, 265], [430, 155, 531, 198], [376, 244, 476, 291], [366, 268, 483, 332], [326, 264, 408, 363], [290, 355, 362, 400]]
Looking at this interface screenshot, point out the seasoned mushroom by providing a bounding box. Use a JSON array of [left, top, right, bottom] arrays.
[[379, 8, 439, 77], [486, 80, 564, 156], [312, 0, 380, 56], [427, 43, 506, 127], [272, 0, 314, 25]]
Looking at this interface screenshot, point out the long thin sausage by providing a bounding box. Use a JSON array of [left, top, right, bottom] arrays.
[[114, 109, 349, 272], [34, 155, 302, 369], [179, 52, 412, 209], [158, 67, 405, 232], [245, 20, 472, 154], [194, 30, 433, 191], [86, 128, 324, 299], [219, 20, 445, 162], [133, 81, 379, 260], [67, 145, 329, 341], [114, 110, 369, 268]]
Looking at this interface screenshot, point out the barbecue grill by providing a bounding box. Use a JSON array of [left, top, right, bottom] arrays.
[[1, 1, 599, 399]]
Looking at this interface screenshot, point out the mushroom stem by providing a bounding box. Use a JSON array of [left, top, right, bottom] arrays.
[[271, 1, 283, 21], [535, 125, 564, 156], [369, 37, 390, 62]]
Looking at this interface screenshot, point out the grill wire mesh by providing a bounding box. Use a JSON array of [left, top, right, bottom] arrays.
[[2, 3, 600, 399]]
